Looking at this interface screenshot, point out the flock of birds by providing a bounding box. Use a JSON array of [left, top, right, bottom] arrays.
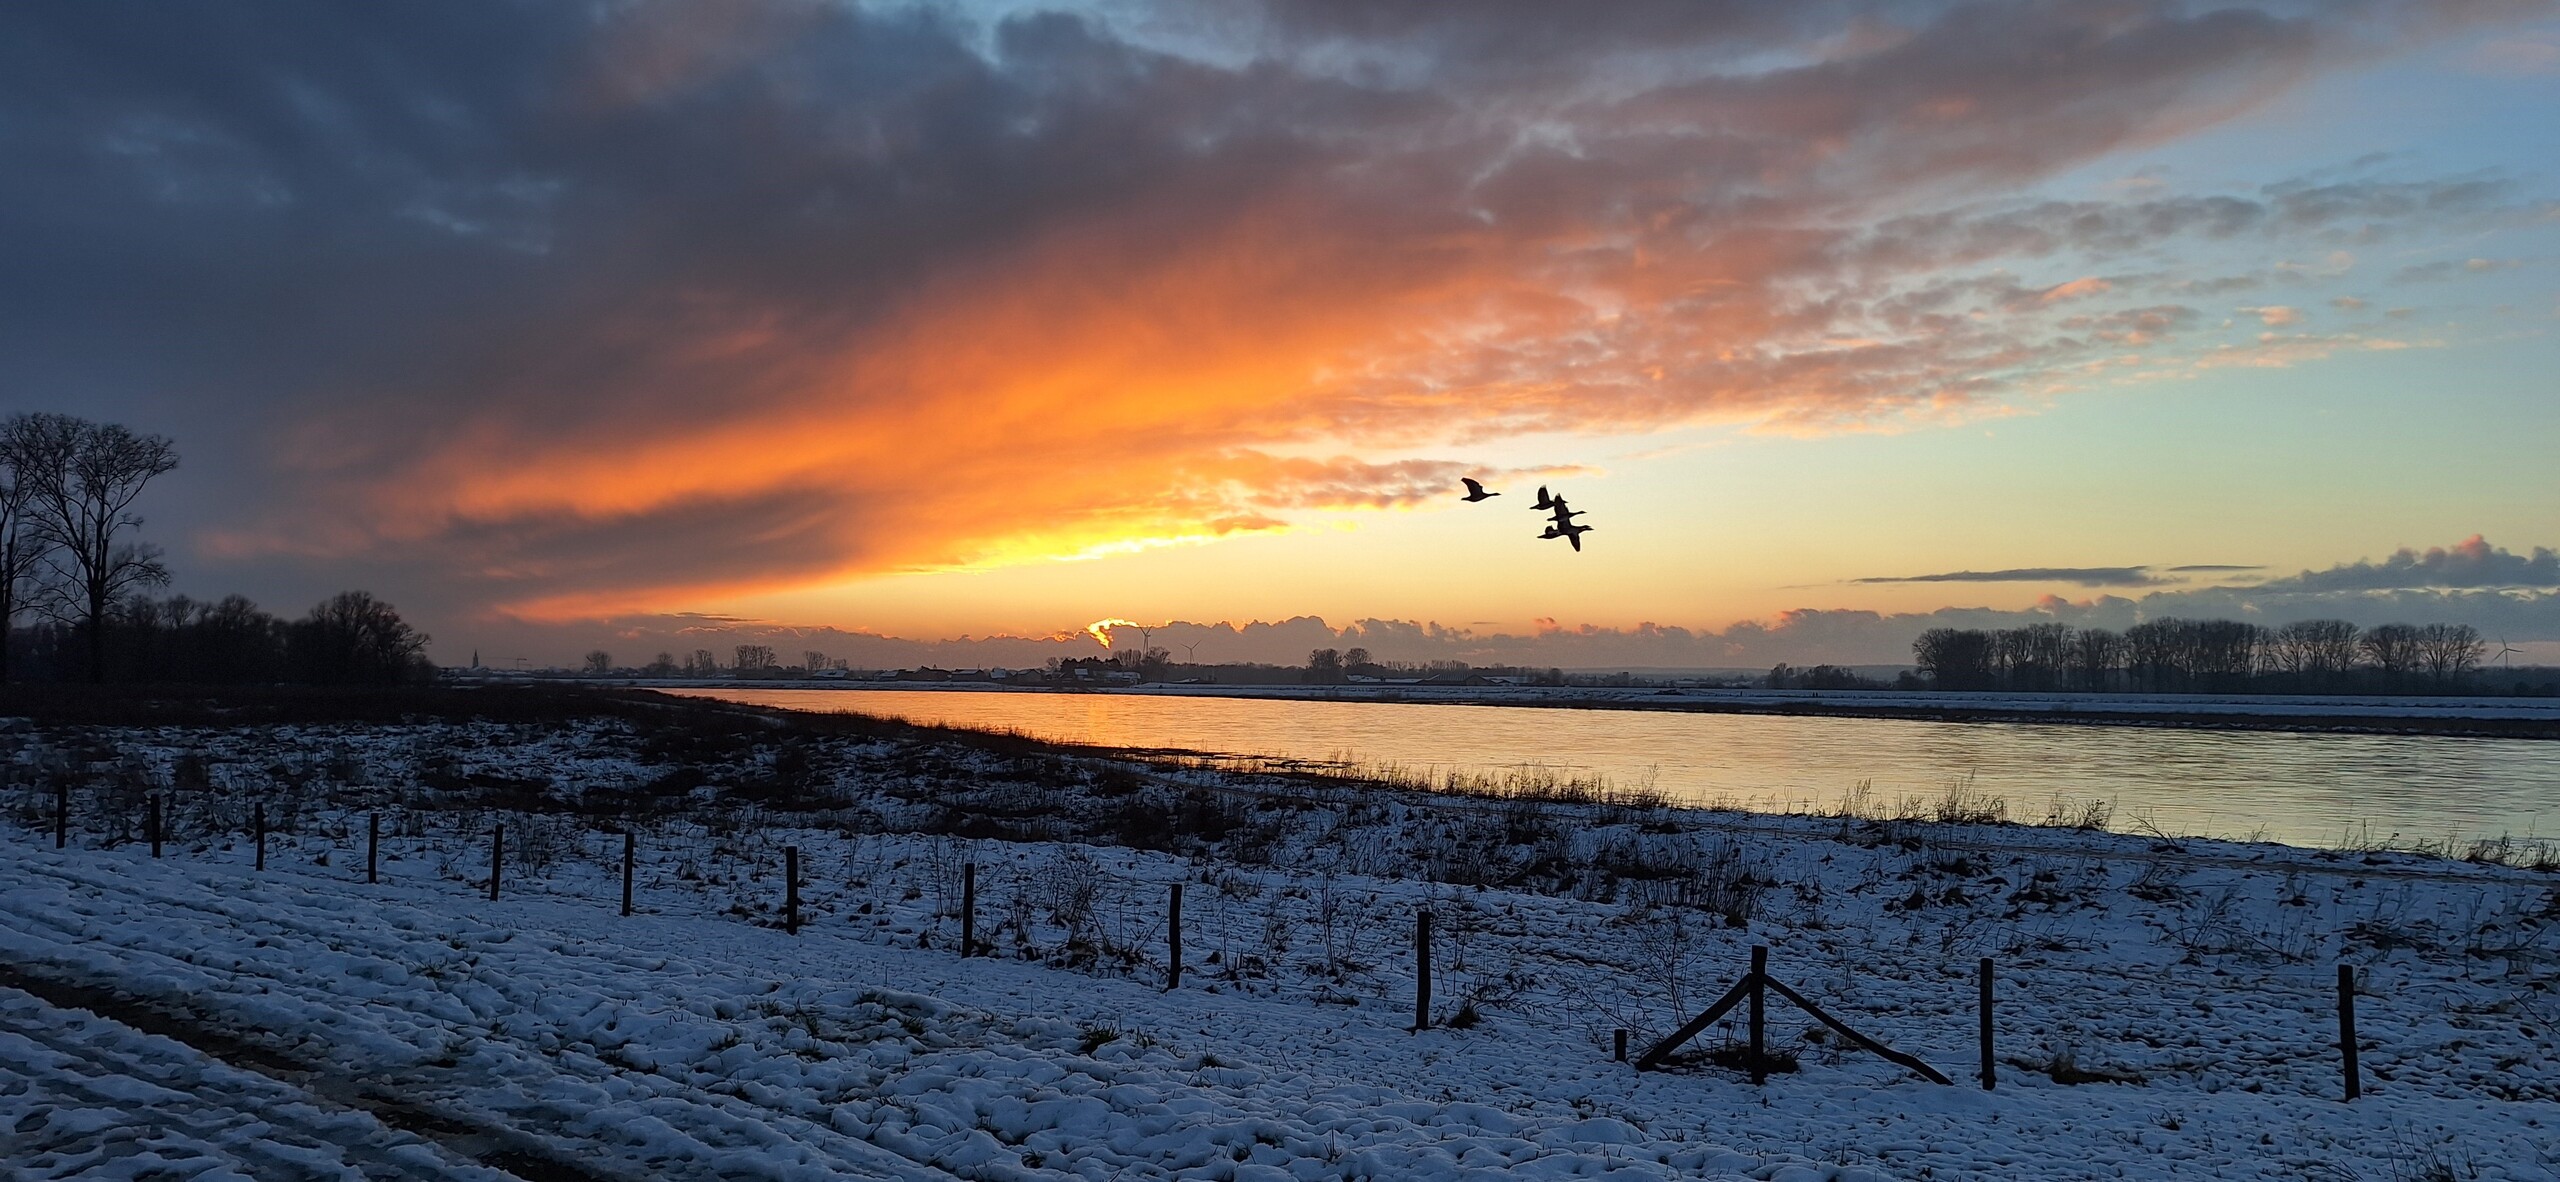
[[1459, 478, 1592, 551]]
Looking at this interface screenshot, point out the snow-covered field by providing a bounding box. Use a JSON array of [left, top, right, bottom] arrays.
[[3, 694, 2556, 1180]]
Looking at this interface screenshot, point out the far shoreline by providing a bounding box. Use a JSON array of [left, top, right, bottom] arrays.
[[580, 676, 2560, 740]]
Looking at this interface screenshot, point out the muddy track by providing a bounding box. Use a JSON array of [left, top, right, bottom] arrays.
[[0, 961, 613, 1182]]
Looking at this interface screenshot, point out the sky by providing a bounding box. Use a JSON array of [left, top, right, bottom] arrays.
[[4, 0, 2558, 670]]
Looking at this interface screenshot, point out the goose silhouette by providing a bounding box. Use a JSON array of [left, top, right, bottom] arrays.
[[1460, 478, 1500, 503], [1531, 485, 1555, 511], [1540, 521, 1594, 552]]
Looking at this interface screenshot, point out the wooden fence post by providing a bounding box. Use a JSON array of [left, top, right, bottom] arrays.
[[960, 862, 976, 957], [254, 803, 266, 872], [1979, 957, 1996, 1090], [2338, 963, 2360, 1101], [366, 814, 379, 884], [1415, 909, 1434, 1031], [489, 824, 503, 902], [621, 832, 635, 917], [149, 796, 162, 858], [1167, 882, 1183, 990], [1749, 945, 1768, 1085], [784, 845, 800, 935], [54, 783, 67, 849]]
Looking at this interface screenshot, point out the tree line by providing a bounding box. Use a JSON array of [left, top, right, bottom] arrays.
[[1911, 618, 2492, 694], [1, 413, 432, 684]]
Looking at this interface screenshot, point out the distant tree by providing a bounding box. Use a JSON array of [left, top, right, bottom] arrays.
[[16, 414, 178, 682], [2360, 624, 2421, 688], [734, 644, 776, 672], [1305, 647, 1343, 684], [1343, 646, 1373, 675], [1913, 628, 1994, 690], [584, 650, 614, 676], [2414, 623, 2483, 687], [644, 651, 678, 677], [1996, 623, 2072, 691], [2299, 620, 2362, 683], [804, 650, 828, 673], [2190, 620, 2261, 691], [2121, 620, 2182, 692], [288, 591, 431, 684], [689, 648, 718, 676], [2068, 628, 2122, 692]]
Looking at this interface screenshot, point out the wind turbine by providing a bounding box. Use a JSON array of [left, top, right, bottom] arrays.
[[2492, 637, 2524, 668]]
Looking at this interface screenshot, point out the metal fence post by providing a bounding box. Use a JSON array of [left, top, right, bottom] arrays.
[[1979, 957, 1996, 1090], [1415, 909, 1434, 1031], [1749, 945, 1768, 1085], [784, 845, 800, 935]]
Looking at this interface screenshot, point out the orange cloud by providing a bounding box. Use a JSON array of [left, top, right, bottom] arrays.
[[110, 1, 2541, 625]]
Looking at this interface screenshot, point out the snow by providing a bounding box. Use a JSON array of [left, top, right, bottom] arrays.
[[2, 705, 2555, 1180], [0, 985, 509, 1180]]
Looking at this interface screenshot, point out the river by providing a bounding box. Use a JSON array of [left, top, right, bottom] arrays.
[[671, 687, 2560, 851]]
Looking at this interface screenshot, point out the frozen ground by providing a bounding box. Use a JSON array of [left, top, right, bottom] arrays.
[[3, 693, 2556, 1180]]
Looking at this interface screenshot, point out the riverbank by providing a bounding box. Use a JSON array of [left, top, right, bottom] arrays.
[[4, 687, 2553, 1180], [546, 676, 2560, 739]]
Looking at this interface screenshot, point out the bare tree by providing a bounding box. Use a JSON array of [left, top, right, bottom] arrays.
[[2068, 628, 2122, 692], [804, 650, 828, 673], [2359, 624, 2421, 687], [287, 591, 430, 684], [584, 650, 614, 676], [1912, 628, 1994, 690], [689, 648, 717, 676], [19, 415, 179, 681], [2268, 619, 2360, 688], [0, 415, 59, 680], [1305, 647, 1343, 684], [734, 644, 776, 672], [2414, 623, 2483, 687]]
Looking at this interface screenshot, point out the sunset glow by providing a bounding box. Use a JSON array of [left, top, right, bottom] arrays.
[[6, 1, 2557, 667]]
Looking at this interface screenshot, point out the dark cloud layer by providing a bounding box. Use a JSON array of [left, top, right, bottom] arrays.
[[1853, 566, 2173, 587], [0, 0, 2544, 642], [2253, 535, 2560, 592]]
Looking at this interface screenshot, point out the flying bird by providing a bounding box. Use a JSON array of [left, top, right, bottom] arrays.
[[1531, 486, 1555, 511], [1545, 497, 1584, 526], [1540, 522, 1594, 552], [1460, 477, 1499, 503]]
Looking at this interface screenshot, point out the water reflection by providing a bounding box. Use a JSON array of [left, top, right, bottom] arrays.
[[673, 688, 2559, 849]]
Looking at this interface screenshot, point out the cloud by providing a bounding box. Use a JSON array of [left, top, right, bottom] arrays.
[[0, 0, 2545, 630], [2039, 276, 2113, 302], [2391, 257, 2524, 282], [2253, 534, 2560, 592], [2166, 564, 2265, 573], [2240, 304, 2303, 326], [1853, 566, 2174, 587]]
